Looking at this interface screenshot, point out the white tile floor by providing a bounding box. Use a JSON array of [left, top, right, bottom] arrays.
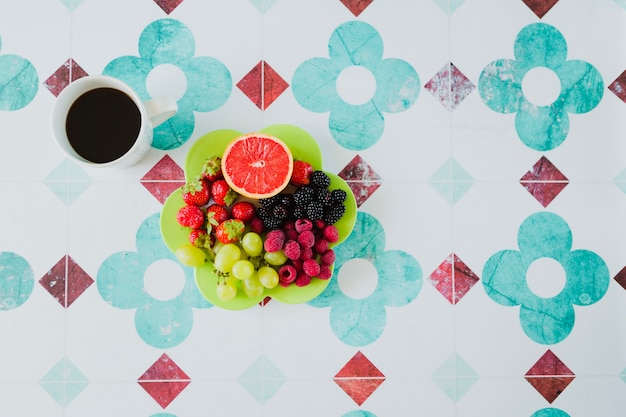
[[1, 0, 626, 416]]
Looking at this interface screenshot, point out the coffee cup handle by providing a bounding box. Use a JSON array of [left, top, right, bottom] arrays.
[[143, 98, 178, 128]]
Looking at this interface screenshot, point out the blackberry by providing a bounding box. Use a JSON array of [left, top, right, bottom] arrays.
[[292, 205, 306, 220], [324, 204, 346, 224], [305, 201, 324, 221], [257, 206, 272, 221], [293, 186, 315, 206], [315, 188, 332, 206], [311, 170, 331, 188], [330, 189, 347, 205], [278, 194, 294, 209], [263, 216, 283, 230], [259, 194, 281, 208], [272, 204, 289, 221]]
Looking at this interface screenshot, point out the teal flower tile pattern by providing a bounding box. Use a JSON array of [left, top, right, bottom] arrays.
[[103, 18, 232, 150], [97, 213, 212, 348], [479, 23, 603, 151], [0, 36, 38, 111], [292, 21, 420, 150], [532, 409, 570, 417], [308, 212, 422, 346], [482, 212, 609, 345], [0, 252, 34, 310], [342, 411, 377, 417]]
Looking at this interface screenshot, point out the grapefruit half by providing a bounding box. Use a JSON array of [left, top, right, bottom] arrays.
[[221, 133, 294, 199]]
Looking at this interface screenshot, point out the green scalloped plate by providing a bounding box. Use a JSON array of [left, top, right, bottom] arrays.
[[160, 124, 357, 310]]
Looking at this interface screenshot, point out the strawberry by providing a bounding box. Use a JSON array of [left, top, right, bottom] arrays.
[[211, 179, 238, 206], [215, 218, 245, 244], [291, 159, 313, 186], [189, 229, 208, 247], [200, 155, 223, 182], [206, 203, 230, 230], [231, 201, 256, 223], [176, 205, 205, 229], [181, 178, 210, 206]]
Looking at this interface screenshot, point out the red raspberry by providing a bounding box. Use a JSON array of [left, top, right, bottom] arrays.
[[283, 240, 301, 260], [323, 225, 339, 243], [278, 264, 297, 286], [299, 246, 313, 261], [302, 259, 320, 277], [294, 218, 313, 233], [314, 238, 329, 254], [248, 217, 265, 234], [286, 229, 298, 241], [295, 272, 312, 287], [264, 229, 285, 252], [314, 219, 326, 230], [318, 264, 332, 280], [297, 230, 315, 248], [320, 249, 335, 266]]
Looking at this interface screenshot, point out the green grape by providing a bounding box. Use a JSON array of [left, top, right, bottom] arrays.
[[213, 243, 241, 273], [264, 250, 287, 266], [257, 266, 279, 289], [175, 244, 206, 267], [216, 282, 237, 301], [242, 273, 264, 298], [231, 259, 255, 280], [241, 232, 263, 257]]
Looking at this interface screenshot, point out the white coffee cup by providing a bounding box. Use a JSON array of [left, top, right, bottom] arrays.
[[51, 75, 177, 168]]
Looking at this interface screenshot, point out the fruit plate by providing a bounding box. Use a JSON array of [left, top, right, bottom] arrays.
[[160, 124, 357, 310]]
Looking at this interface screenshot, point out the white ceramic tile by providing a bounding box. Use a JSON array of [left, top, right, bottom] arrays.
[[0, 383, 63, 417]]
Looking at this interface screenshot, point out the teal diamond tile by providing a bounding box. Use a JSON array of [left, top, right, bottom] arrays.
[[57, 0, 86, 11], [431, 353, 478, 402], [40, 357, 89, 407], [238, 355, 286, 404], [613, 168, 626, 194], [429, 158, 474, 204], [620, 367, 626, 384], [431, 0, 466, 14], [44, 159, 93, 205], [248, 0, 277, 12]]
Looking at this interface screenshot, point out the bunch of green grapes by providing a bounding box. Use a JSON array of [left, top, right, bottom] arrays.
[[213, 232, 281, 301]]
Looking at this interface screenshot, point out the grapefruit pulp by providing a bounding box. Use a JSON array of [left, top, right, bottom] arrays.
[[221, 133, 294, 199]]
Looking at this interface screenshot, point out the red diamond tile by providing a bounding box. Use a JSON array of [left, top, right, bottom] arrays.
[[334, 351, 385, 406], [141, 155, 186, 204], [430, 254, 479, 304], [520, 156, 569, 207], [39, 255, 94, 308], [521, 0, 560, 18], [424, 62, 475, 111], [613, 266, 626, 290], [525, 350, 575, 403], [138, 353, 190, 409], [154, 0, 184, 14], [339, 0, 374, 16], [237, 60, 289, 110], [337, 155, 381, 207], [43, 58, 89, 97], [608, 70, 626, 104]]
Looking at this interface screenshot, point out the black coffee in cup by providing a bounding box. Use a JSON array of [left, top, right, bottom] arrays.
[[65, 87, 142, 163]]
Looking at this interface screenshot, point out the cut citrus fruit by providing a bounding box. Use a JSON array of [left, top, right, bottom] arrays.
[[221, 133, 293, 199]]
